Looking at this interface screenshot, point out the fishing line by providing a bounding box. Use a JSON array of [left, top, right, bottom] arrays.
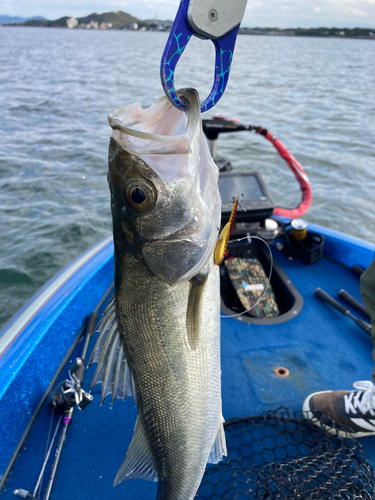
[[34, 414, 62, 500], [35, 406, 54, 500], [221, 235, 273, 319], [43, 182, 111, 236]]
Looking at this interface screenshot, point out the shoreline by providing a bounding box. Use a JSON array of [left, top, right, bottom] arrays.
[[2, 25, 375, 40]]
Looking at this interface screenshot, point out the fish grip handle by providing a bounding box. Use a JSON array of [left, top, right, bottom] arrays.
[[160, 0, 240, 112]]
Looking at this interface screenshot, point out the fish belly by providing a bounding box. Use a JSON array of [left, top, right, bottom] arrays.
[[117, 255, 222, 500]]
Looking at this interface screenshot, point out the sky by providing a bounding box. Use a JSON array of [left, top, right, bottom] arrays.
[[1, 0, 375, 28]]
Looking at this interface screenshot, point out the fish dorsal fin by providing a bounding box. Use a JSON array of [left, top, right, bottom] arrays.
[[185, 272, 208, 351], [207, 417, 227, 464], [89, 299, 137, 405], [114, 414, 158, 486]]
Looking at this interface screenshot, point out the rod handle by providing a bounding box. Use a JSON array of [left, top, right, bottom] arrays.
[[338, 289, 370, 319], [352, 265, 365, 276], [315, 288, 349, 316], [354, 318, 372, 335], [86, 311, 99, 336]]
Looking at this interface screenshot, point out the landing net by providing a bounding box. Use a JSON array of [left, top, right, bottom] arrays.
[[197, 412, 375, 500]]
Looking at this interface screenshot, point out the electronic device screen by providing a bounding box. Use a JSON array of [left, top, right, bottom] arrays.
[[219, 175, 265, 202], [218, 172, 275, 223]]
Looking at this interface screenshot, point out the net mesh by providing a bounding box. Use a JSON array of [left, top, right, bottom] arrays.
[[196, 413, 375, 500]]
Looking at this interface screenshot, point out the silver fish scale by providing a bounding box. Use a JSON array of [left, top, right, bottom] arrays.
[[116, 253, 222, 500]]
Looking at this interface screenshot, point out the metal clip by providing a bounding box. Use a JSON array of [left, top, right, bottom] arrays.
[[161, 0, 248, 112]]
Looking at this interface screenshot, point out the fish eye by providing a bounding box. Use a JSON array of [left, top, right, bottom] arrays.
[[131, 187, 146, 205], [125, 181, 156, 212]]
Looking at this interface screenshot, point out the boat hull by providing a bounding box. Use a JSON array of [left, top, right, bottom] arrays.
[[1, 223, 374, 497]]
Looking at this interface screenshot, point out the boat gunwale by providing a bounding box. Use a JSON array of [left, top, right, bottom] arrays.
[[0, 237, 114, 478], [0, 236, 113, 359]]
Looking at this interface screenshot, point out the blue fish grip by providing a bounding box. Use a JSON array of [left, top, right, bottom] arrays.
[[160, 0, 240, 113]]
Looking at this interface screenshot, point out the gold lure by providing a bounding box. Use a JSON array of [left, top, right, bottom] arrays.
[[214, 196, 240, 266]]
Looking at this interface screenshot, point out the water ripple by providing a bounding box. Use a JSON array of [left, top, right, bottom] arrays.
[[0, 27, 374, 329]]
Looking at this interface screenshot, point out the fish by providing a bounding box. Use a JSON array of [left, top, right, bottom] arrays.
[[89, 88, 226, 500]]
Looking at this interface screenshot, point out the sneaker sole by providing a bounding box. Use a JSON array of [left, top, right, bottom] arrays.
[[302, 390, 375, 439]]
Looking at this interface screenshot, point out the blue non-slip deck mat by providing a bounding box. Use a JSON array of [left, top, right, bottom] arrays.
[[2, 250, 375, 499]]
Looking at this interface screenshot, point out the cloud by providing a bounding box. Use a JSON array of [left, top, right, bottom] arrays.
[[241, 0, 375, 27], [2, 0, 375, 27]]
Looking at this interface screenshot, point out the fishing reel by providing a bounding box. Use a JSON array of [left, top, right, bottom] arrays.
[[51, 357, 93, 411]]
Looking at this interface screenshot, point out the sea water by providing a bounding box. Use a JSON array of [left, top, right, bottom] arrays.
[[0, 27, 374, 329]]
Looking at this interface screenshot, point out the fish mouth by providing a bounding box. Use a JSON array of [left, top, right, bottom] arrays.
[[108, 88, 201, 159]]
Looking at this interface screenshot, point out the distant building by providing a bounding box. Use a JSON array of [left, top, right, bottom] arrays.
[[99, 22, 112, 30], [66, 17, 78, 29], [79, 20, 99, 29], [129, 22, 138, 30]]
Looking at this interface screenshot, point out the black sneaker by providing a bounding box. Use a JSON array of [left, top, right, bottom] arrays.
[[302, 380, 375, 438]]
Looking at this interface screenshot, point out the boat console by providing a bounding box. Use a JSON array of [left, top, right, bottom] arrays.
[[216, 168, 304, 324], [219, 171, 275, 224], [203, 119, 305, 325]]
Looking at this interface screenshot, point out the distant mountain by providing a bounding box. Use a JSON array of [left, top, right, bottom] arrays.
[[20, 16, 69, 28], [77, 10, 145, 29], [4, 12, 372, 38], [0, 15, 45, 24], [3, 10, 147, 29]]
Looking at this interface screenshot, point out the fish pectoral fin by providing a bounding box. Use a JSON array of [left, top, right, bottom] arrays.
[[114, 414, 158, 486], [207, 417, 227, 464], [89, 298, 137, 405], [185, 272, 208, 351]]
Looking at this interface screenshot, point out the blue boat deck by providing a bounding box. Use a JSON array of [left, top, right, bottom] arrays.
[[2, 245, 375, 499]]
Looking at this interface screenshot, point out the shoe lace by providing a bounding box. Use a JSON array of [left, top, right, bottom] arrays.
[[344, 380, 375, 415]]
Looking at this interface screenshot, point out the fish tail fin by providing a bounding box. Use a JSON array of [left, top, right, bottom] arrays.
[[207, 417, 227, 464], [114, 414, 158, 486]]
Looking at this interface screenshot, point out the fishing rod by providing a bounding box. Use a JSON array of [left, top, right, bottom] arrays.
[[5, 283, 114, 498], [352, 265, 366, 277], [39, 312, 97, 500], [13, 315, 97, 500], [315, 287, 371, 336], [338, 289, 370, 320]]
